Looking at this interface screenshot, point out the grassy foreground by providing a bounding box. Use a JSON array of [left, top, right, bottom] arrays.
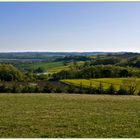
[[0, 94, 139, 138]]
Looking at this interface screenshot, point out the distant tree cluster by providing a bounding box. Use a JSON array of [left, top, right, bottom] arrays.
[[33, 67, 45, 73], [85, 54, 140, 69], [55, 55, 90, 62], [0, 64, 25, 81]]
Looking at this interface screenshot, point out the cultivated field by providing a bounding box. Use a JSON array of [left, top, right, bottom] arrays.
[[0, 94, 139, 138], [61, 78, 140, 94]]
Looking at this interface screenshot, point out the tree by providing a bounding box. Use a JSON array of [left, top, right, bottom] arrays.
[[12, 83, 22, 93], [43, 84, 53, 93], [119, 69, 129, 77], [0, 64, 25, 81], [138, 91, 140, 96], [122, 79, 138, 95], [0, 83, 6, 93], [102, 69, 112, 77], [98, 82, 104, 94], [26, 70, 35, 82], [33, 67, 45, 73], [66, 85, 75, 93], [107, 84, 116, 95], [54, 87, 63, 93], [117, 86, 128, 95]]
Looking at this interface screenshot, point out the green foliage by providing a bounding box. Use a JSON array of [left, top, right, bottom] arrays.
[[54, 87, 63, 93], [12, 84, 22, 93], [0, 83, 7, 93], [61, 78, 140, 95], [25, 70, 35, 82], [106, 84, 116, 95], [33, 67, 45, 73], [43, 84, 53, 93], [97, 82, 104, 94], [119, 69, 129, 77], [16, 61, 69, 74], [89, 53, 140, 69], [117, 86, 128, 95], [22, 84, 39, 93], [0, 64, 25, 81], [66, 85, 75, 93], [52, 65, 140, 80]]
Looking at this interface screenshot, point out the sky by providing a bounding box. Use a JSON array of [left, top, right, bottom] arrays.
[[0, 2, 140, 52]]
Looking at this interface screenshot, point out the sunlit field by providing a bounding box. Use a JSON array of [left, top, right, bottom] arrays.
[[61, 78, 140, 94], [0, 93, 139, 138]]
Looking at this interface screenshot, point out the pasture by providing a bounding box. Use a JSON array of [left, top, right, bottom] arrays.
[[16, 61, 69, 73], [61, 78, 140, 94], [0, 94, 139, 137]]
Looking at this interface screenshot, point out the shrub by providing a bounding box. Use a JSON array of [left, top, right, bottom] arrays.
[[106, 84, 116, 95], [12, 84, 23, 93], [54, 87, 63, 93], [117, 86, 128, 95], [66, 86, 75, 93], [97, 82, 104, 94], [43, 84, 53, 93]]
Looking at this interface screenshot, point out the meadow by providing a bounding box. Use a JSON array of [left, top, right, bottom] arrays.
[[0, 93, 139, 138], [16, 61, 69, 73], [61, 78, 140, 94]]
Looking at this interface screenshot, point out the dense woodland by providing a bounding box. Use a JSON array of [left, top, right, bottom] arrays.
[[0, 52, 140, 95]]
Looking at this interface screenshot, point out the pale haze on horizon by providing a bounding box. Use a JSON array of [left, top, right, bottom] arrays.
[[0, 2, 140, 52]]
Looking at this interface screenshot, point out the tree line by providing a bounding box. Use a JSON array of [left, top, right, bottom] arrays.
[[51, 65, 140, 80], [0, 81, 140, 95]]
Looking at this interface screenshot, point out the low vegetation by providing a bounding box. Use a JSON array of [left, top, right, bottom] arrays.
[[0, 94, 139, 138], [16, 61, 69, 73], [61, 78, 140, 94]]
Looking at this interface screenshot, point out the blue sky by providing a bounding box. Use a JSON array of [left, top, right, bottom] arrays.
[[0, 2, 140, 52]]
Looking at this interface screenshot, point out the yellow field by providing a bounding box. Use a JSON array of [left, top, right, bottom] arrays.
[[61, 78, 140, 93]]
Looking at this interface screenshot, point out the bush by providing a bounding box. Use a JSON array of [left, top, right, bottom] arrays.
[[138, 91, 140, 96], [106, 84, 116, 95], [66, 86, 75, 93], [54, 87, 63, 93], [0, 64, 25, 81], [0, 83, 9, 93], [43, 84, 53, 93], [128, 85, 135, 95], [12, 84, 23, 93], [97, 82, 104, 94], [33, 67, 45, 73], [117, 86, 128, 95]]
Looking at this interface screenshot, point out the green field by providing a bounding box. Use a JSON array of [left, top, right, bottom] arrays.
[[16, 61, 69, 73], [0, 94, 139, 138], [61, 78, 140, 93]]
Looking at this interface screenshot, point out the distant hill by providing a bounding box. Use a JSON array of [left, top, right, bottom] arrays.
[[0, 51, 132, 59]]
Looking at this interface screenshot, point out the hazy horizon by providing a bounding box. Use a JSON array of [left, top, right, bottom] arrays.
[[1, 2, 140, 52], [0, 51, 139, 53]]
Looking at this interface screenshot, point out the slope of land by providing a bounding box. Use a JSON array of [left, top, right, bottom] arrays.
[[0, 94, 139, 138], [61, 78, 140, 94]]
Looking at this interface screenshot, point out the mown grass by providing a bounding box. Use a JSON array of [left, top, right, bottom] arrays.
[[0, 93, 139, 138], [61, 78, 140, 92]]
